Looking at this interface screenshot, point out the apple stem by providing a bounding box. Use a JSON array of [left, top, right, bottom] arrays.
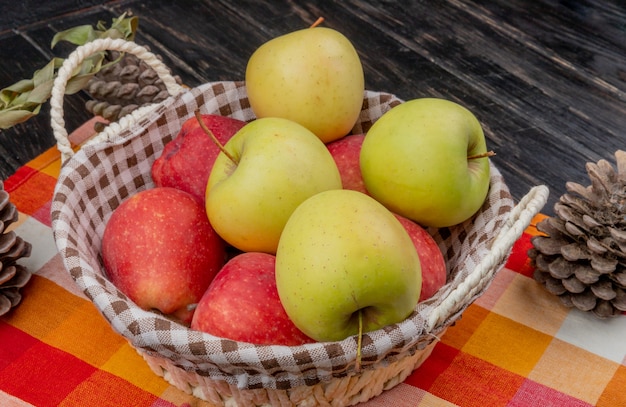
[[355, 310, 363, 373], [467, 150, 496, 160], [310, 17, 324, 28], [194, 110, 239, 165]]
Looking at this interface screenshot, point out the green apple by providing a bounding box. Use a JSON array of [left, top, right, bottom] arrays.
[[206, 117, 342, 254], [360, 98, 491, 228], [275, 189, 422, 342], [245, 23, 364, 143]]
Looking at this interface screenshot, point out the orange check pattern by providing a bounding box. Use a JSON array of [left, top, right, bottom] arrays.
[[1, 119, 625, 406]]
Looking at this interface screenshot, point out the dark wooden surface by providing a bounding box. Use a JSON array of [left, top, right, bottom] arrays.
[[1, 0, 626, 216]]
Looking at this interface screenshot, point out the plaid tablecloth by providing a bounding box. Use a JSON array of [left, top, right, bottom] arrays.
[[1, 118, 625, 407]]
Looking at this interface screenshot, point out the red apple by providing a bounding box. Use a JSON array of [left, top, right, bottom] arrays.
[[394, 213, 447, 301], [326, 133, 368, 194], [151, 114, 247, 203], [102, 187, 226, 324], [191, 252, 314, 346]]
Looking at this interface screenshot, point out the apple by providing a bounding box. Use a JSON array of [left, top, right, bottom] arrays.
[[326, 133, 368, 194], [206, 117, 342, 254], [275, 189, 422, 342], [191, 252, 315, 346], [245, 21, 365, 143], [394, 214, 447, 301], [360, 98, 491, 228], [151, 114, 247, 203], [101, 187, 226, 324]]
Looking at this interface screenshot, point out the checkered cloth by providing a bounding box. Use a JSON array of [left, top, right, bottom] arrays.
[[1, 100, 625, 406]]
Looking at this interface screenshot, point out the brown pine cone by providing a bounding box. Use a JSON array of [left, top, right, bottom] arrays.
[[0, 181, 32, 316], [85, 48, 182, 129], [529, 150, 626, 318]]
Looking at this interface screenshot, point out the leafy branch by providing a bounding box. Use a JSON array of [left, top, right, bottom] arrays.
[[0, 12, 138, 130]]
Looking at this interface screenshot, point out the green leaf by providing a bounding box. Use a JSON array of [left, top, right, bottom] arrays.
[[27, 79, 55, 104], [51, 25, 97, 48], [1, 79, 32, 107], [2, 79, 34, 95], [1, 12, 140, 129], [65, 73, 96, 95], [0, 106, 41, 129], [32, 58, 57, 87], [11, 90, 34, 106], [107, 12, 138, 40]]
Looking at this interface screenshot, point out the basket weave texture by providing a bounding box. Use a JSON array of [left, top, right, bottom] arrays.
[[51, 80, 515, 392]]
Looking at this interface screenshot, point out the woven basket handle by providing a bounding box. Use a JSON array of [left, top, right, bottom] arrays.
[[425, 184, 550, 332], [50, 38, 185, 163]]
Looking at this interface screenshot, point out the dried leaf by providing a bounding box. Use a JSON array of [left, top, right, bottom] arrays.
[[65, 73, 97, 95], [32, 58, 57, 87], [0, 109, 39, 129], [27, 79, 55, 104], [0, 79, 34, 105], [0, 13, 138, 129], [51, 24, 97, 48]]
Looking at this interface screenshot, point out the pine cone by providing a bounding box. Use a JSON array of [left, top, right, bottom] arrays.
[[0, 181, 32, 316], [85, 48, 182, 130], [529, 150, 626, 318]]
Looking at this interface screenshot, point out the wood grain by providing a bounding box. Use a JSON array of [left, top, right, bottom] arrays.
[[1, 0, 625, 216]]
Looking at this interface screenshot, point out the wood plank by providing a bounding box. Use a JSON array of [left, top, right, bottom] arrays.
[[1, 0, 624, 217], [101, 0, 557, 210], [323, 0, 626, 213], [0, 10, 112, 179], [0, 0, 119, 31], [0, 33, 57, 179]]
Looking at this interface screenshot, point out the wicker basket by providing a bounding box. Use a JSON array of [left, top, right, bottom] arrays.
[[49, 38, 549, 406]]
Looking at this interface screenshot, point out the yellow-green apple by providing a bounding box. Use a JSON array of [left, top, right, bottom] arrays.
[[151, 114, 246, 204], [101, 187, 226, 324], [206, 117, 342, 254], [245, 22, 364, 143], [275, 189, 422, 342], [326, 133, 368, 194], [394, 214, 447, 301], [360, 98, 491, 227], [191, 252, 315, 346]]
